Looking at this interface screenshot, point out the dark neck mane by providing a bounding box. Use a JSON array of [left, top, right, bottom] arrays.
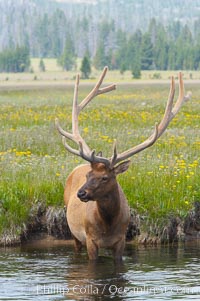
[[96, 184, 120, 226]]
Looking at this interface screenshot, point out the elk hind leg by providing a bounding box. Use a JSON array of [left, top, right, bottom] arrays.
[[73, 236, 83, 252], [86, 237, 98, 260]]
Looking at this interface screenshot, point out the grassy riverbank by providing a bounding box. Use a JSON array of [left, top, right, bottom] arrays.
[[0, 75, 200, 242]]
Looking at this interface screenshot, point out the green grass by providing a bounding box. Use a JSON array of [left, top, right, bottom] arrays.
[[0, 78, 200, 237]]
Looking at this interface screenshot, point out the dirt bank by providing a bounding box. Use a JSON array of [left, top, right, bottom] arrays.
[[1, 201, 200, 247]]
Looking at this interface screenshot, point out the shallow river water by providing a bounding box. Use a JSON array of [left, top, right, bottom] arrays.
[[0, 240, 200, 301]]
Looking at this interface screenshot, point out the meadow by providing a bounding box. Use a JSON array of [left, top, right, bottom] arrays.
[[1, 58, 200, 84], [0, 70, 200, 239]]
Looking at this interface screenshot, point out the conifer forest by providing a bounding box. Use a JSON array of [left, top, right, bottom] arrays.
[[0, 0, 200, 73]]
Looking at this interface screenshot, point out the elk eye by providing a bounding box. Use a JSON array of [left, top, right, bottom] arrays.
[[102, 175, 108, 181]]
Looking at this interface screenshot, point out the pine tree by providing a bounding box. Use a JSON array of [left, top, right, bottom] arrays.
[[50, 9, 67, 58], [93, 44, 107, 70], [127, 31, 142, 77], [80, 56, 91, 79], [168, 42, 176, 70], [115, 30, 128, 72], [141, 33, 154, 70], [58, 35, 76, 71], [194, 43, 200, 70], [131, 57, 141, 79], [35, 14, 50, 57], [39, 58, 45, 72], [154, 26, 168, 70], [93, 21, 114, 69]]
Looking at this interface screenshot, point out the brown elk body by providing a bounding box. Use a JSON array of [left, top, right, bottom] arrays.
[[55, 67, 191, 261], [64, 162, 130, 260]]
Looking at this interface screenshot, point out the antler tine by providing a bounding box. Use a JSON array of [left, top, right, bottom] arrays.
[[55, 118, 73, 140], [156, 75, 175, 139], [55, 67, 116, 164], [71, 73, 91, 155], [157, 72, 191, 138], [109, 73, 191, 166], [55, 73, 91, 156], [172, 72, 192, 117], [62, 137, 80, 156], [78, 66, 116, 112], [110, 140, 118, 167], [79, 142, 110, 166], [111, 123, 159, 165], [72, 73, 80, 135]]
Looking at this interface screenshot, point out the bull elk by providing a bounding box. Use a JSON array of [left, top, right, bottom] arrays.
[[55, 67, 191, 261]]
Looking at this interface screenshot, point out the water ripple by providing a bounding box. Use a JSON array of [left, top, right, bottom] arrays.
[[0, 242, 200, 300]]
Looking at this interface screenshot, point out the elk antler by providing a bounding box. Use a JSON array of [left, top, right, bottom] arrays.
[[55, 67, 116, 166], [56, 70, 191, 168], [109, 73, 191, 167]]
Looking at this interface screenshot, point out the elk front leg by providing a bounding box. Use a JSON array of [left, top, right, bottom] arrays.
[[86, 237, 98, 260], [112, 238, 125, 262]]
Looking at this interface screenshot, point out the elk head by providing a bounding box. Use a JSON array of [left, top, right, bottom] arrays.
[[77, 161, 130, 202]]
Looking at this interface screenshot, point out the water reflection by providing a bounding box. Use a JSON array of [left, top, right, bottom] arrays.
[[61, 257, 129, 301], [0, 241, 200, 301]]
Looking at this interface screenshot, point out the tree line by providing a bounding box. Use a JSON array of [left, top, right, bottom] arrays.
[[56, 18, 200, 76], [0, 46, 30, 73], [92, 19, 200, 76], [0, 18, 200, 75]]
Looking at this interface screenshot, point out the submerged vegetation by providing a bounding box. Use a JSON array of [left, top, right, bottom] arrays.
[[0, 79, 200, 242]]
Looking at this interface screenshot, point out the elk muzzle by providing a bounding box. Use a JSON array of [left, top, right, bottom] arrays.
[[77, 188, 90, 202]]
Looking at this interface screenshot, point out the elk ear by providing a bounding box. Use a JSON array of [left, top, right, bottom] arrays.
[[114, 160, 131, 175]]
